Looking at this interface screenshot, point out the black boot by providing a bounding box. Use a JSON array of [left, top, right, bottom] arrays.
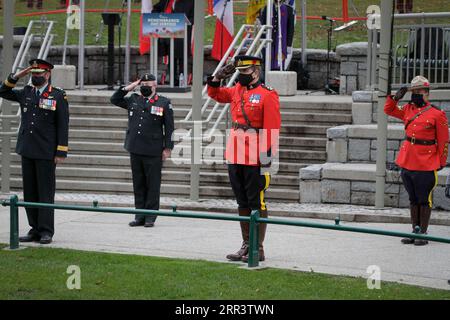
[[401, 205, 420, 244], [415, 205, 431, 246]]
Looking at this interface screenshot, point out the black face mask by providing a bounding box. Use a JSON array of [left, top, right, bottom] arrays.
[[140, 86, 154, 97], [238, 73, 254, 86], [411, 93, 426, 107], [31, 76, 46, 87]]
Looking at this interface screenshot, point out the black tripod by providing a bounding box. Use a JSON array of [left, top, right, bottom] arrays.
[[306, 16, 338, 95]]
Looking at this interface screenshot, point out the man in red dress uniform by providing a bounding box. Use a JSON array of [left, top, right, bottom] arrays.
[[207, 55, 281, 262]]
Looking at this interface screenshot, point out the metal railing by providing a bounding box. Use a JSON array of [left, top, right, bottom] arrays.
[[367, 12, 450, 90], [180, 23, 272, 139], [2, 195, 450, 268]]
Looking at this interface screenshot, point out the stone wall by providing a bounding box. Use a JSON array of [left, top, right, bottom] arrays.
[[336, 42, 369, 95], [0, 36, 340, 89], [326, 124, 450, 166], [300, 163, 450, 210]]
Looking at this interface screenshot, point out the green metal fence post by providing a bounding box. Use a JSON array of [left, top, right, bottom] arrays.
[[248, 210, 260, 268], [9, 195, 19, 250]]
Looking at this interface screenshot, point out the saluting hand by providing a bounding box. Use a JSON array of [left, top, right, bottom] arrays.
[[162, 148, 171, 161], [124, 79, 141, 92], [393, 86, 408, 101], [13, 66, 33, 79], [214, 63, 236, 81]]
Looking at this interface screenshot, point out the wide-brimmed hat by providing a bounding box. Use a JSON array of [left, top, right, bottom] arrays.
[[410, 75, 430, 90]]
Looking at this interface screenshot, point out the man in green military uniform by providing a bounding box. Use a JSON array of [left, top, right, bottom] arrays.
[[0, 59, 69, 244], [111, 74, 174, 227]]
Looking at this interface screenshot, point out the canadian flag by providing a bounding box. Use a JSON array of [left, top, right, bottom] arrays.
[[139, 0, 153, 55], [211, 0, 234, 61]]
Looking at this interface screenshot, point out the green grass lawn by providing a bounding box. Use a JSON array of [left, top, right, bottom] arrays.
[[0, 244, 449, 300], [1, 0, 449, 50]]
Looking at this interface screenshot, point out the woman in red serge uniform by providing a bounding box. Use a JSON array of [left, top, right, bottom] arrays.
[[385, 76, 449, 245]]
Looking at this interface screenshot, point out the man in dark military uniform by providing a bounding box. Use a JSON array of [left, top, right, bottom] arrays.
[[385, 75, 449, 245], [111, 74, 174, 227], [0, 59, 69, 244], [207, 55, 281, 262]]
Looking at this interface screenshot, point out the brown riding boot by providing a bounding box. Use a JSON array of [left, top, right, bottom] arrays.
[[226, 208, 251, 261], [415, 205, 431, 246], [242, 209, 268, 262], [401, 205, 420, 244]]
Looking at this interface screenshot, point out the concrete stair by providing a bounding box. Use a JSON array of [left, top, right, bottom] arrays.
[[1, 91, 353, 202]]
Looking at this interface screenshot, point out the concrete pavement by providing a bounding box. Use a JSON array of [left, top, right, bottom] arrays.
[[1, 204, 449, 291]]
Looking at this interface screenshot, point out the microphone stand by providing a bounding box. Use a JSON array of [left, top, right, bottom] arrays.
[[306, 16, 338, 95]]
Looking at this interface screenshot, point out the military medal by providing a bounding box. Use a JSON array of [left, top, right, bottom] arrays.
[[151, 106, 164, 116], [39, 98, 56, 111], [249, 94, 261, 104]]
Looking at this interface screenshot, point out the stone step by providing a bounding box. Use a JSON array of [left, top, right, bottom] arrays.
[[3, 165, 298, 187], [8, 140, 325, 161], [69, 104, 191, 119], [66, 91, 352, 112], [7, 178, 299, 202], [281, 124, 329, 136], [60, 141, 326, 160], [9, 154, 314, 174], [281, 112, 351, 124], [65, 129, 327, 149], [65, 115, 348, 133]]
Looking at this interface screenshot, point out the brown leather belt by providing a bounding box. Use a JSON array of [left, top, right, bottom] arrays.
[[232, 122, 260, 131], [406, 136, 436, 145]]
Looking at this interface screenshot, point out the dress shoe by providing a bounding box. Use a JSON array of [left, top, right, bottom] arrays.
[[144, 221, 155, 228], [39, 235, 52, 244], [414, 233, 429, 246], [401, 238, 415, 244], [129, 220, 145, 227], [19, 234, 40, 242]]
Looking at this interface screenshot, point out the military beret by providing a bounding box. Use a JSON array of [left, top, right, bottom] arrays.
[[234, 55, 263, 69], [140, 73, 156, 81], [29, 58, 54, 73]]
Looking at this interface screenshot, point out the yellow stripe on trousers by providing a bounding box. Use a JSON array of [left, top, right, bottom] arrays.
[[259, 172, 271, 211], [427, 170, 438, 208]]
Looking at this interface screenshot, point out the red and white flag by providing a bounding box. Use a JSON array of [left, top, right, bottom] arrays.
[[211, 0, 234, 61], [139, 0, 153, 55]]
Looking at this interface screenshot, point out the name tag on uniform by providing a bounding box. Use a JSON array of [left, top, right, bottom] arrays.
[[39, 98, 56, 111], [249, 94, 261, 104], [151, 106, 164, 116]]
